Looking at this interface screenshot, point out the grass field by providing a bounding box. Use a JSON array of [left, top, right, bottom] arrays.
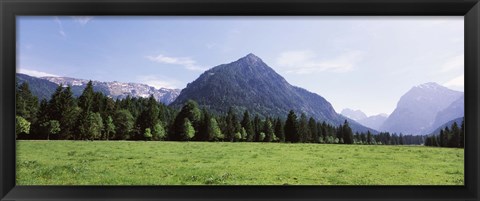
[[16, 140, 464, 185]]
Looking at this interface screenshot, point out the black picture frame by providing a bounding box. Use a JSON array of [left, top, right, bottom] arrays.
[[1, 0, 479, 200]]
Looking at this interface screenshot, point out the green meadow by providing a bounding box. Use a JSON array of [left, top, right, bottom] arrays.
[[16, 140, 464, 185]]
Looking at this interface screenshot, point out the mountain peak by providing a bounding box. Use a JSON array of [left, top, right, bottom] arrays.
[[415, 82, 444, 90], [238, 53, 263, 65], [341, 108, 367, 121]]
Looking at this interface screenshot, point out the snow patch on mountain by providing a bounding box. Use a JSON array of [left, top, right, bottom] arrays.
[[42, 76, 181, 104]]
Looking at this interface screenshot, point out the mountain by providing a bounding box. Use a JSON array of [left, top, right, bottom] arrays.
[[380, 82, 463, 135], [171, 53, 376, 133], [341, 108, 387, 131], [16, 73, 181, 104], [357, 114, 388, 131], [340, 109, 368, 121], [429, 94, 464, 133], [429, 117, 464, 135], [16, 73, 59, 101]]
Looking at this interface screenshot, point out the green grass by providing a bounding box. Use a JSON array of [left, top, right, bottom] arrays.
[[16, 140, 464, 185]]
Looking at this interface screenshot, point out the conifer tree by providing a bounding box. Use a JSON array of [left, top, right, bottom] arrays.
[[197, 108, 211, 141], [274, 117, 285, 142], [367, 130, 373, 144], [263, 118, 274, 142], [449, 122, 460, 148], [225, 107, 237, 142], [16, 82, 39, 124], [241, 111, 254, 142], [308, 117, 317, 143], [114, 109, 134, 140], [460, 118, 465, 148], [253, 115, 262, 142], [78, 81, 95, 113], [342, 120, 354, 144], [170, 100, 201, 141], [284, 110, 298, 142], [297, 113, 309, 143]]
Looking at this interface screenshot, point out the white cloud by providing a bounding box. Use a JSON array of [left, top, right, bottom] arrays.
[[137, 75, 181, 89], [54, 16, 66, 37], [146, 54, 206, 71], [72, 16, 94, 25], [443, 75, 464, 89], [276, 50, 364, 74], [18, 68, 59, 77], [440, 55, 463, 73]]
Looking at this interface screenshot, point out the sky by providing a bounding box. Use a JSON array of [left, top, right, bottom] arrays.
[[17, 16, 464, 116]]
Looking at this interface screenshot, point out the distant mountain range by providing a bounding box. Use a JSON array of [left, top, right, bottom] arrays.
[[379, 82, 463, 135], [18, 54, 464, 136], [16, 73, 181, 105], [341, 109, 388, 131], [171, 53, 375, 133]]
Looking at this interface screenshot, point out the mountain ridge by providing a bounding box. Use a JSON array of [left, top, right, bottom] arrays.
[[16, 73, 181, 104]]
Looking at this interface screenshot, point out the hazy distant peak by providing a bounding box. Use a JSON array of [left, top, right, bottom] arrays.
[[340, 108, 368, 121], [415, 82, 445, 90]]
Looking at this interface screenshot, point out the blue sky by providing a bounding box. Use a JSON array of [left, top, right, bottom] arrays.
[[17, 16, 463, 116]]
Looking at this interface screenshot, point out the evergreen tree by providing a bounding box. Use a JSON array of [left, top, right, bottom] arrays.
[[197, 108, 211, 141], [225, 107, 237, 142], [399, 134, 404, 145], [33, 99, 49, 139], [321, 121, 328, 143], [79, 112, 103, 140], [241, 111, 254, 142], [308, 117, 317, 143], [297, 113, 309, 143], [367, 130, 373, 144], [284, 110, 298, 142], [47, 85, 77, 139], [274, 117, 285, 142], [113, 109, 134, 140], [342, 120, 354, 144], [449, 122, 460, 148], [336, 125, 344, 143], [59, 86, 78, 139], [253, 115, 262, 142], [460, 118, 465, 148], [146, 96, 160, 130], [170, 100, 201, 141], [78, 81, 95, 113], [16, 82, 39, 125], [439, 129, 447, 147], [263, 118, 274, 142]]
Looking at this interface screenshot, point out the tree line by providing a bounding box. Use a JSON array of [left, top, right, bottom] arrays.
[[16, 81, 424, 145], [424, 119, 464, 148]]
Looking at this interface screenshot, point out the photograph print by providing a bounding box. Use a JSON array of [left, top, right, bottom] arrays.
[[15, 16, 464, 185]]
